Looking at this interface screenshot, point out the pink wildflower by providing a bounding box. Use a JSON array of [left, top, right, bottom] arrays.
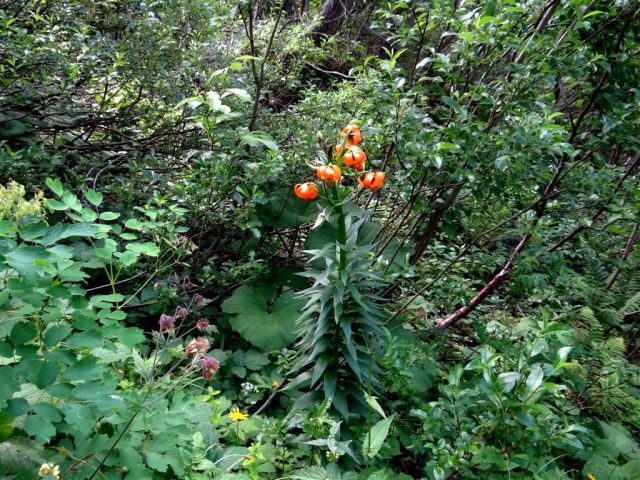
[[196, 318, 209, 331], [186, 337, 210, 357], [193, 293, 205, 306], [202, 356, 220, 380], [159, 314, 175, 332]]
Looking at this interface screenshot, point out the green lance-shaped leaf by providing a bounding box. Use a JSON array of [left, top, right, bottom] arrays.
[[362, 415, 395, 458]]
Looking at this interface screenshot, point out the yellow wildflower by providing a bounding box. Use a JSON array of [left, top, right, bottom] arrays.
[[228, 406, 249, 422], [271, 380, 280, 389], [245, 454, 256, 464], [587, 474, 596, 480]]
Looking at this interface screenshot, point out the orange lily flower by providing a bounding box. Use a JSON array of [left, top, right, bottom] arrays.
[[294, 182, 320, 201], [342, 146, 366, 171], [340, 124, 362, 146], [357, 172, 386, 192], [316, 164, 342, 185]]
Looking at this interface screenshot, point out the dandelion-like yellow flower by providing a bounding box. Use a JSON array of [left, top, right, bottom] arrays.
[[228, 406, 249, 422], [587, 474, 596, 480], [38, 463, 61, 480]]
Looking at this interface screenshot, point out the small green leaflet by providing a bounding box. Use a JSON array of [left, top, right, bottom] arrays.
[[84, 189, 103, 206]]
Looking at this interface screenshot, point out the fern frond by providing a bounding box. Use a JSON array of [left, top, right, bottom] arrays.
[[580, 239, 608, 288], [574, 306, 604, 344], [618, 290, 640, 319], [591, 383, 640, 421], [598, 308, 621, 326], [599, 337, 626, 360]]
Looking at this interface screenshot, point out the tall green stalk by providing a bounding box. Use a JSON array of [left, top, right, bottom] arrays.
[[289, 185, 387, 419]]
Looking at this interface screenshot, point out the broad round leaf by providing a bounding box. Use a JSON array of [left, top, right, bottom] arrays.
[[222, 284, 305, 351]]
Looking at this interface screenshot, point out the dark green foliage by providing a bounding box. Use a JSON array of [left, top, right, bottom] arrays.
[[1, 0, 639, 478]]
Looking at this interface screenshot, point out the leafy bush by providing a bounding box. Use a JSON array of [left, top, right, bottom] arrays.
[[1, 0, 640, 478]]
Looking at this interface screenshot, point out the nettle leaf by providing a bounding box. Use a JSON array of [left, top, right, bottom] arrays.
[[288, 466, 332, 480], [364, 393, 387, 418], [222, 284, 305, 351], [362, 415, 395, 458]]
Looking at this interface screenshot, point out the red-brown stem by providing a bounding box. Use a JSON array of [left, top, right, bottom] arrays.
[[605, 223, 639, 291], [434, 12, 635, 330], [435, 233, 532, 330]]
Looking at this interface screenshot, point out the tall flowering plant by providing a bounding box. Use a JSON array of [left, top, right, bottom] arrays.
[[288, 124, 389, 419]]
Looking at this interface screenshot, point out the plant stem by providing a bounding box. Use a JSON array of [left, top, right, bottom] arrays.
[[333, 184, 347, 269]]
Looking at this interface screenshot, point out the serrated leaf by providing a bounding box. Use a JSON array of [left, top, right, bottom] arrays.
[[146, 452, 170, 472], [126, 242, 160, 256], [364, 393, 386, 418], [362, 415, 394, 458], [23, 413, 56, 442], [288, 466, 332, 480], [4, 245, 50, 274]]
